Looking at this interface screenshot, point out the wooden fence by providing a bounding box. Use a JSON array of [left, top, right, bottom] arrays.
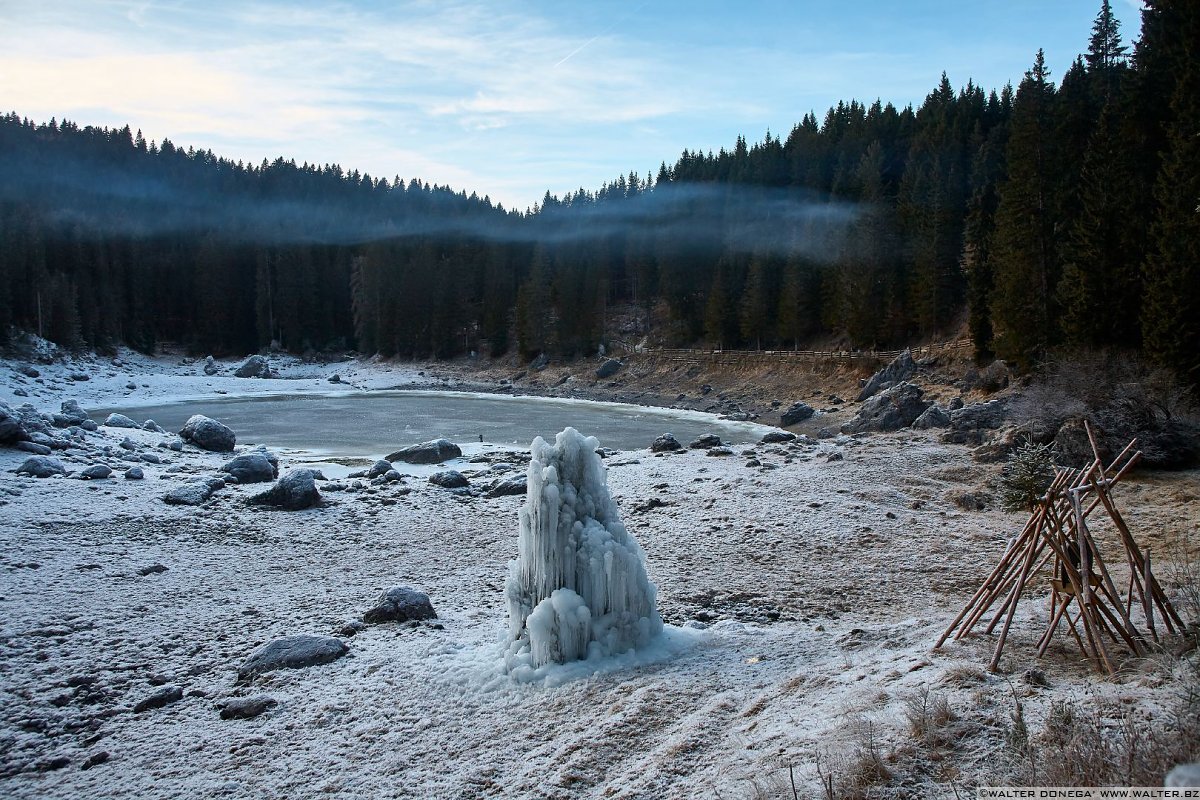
[[609, 338, 973, 367]]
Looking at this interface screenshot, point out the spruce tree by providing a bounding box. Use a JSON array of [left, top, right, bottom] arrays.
[[991, 51, 1060, 370]]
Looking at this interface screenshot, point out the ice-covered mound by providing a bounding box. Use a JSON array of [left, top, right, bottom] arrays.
[[505, 427, 663, 669]]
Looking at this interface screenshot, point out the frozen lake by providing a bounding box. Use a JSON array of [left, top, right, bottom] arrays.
[[96, 389, 774, 461]]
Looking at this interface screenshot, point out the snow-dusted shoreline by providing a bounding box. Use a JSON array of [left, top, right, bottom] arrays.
[[2, 348, 1197, 798]]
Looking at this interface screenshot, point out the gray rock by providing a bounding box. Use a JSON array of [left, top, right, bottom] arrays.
[[237, 635, 347, 682], [125, 466, 145, 480], [857, 349, 916, 402], [222, 452, 278, 484], [650, 433, 682, 452], [688, 434, 723, 450], [12, 388, 27, 397], [487, 473, 528, 497], [367, 459, 394, 479], [15, 456, 67, 478], [595, 359, 622, 379], [163, 481, 217, 506], [15, 404, 52, 436], [250, 469, 322, 510], [133, 686, 183, 713], [387, 438, 462, 464], [1166, 763, 1200, 788], [428, 470, 468, 489], [219, 695, 277, 720], [180, 414, 236, 452], [706, 447, 734, 456], [842, 382, 931, 434], [81, 419, 99, 432], [119, 437, 137, 451], [125, 382, 137, 390], [70, 372, 90, 382], [203, 355, 220, 376], [780, 402, 816, 426], [138, 563, 168, 575], [104, 413, 140, 429], [362, 587, 437, 624], [17, 365, 39, 378], [16, 441, 51, 455], [52, 399, 89, 428], [760, 430, 797, 444], [328, 374, 341, 384], [79, 464, 112, 480], [941, 399, 1010, 446], [142, 420, 166, 433], [912, 405, 951, 429], [530, 353, 550, 371], [234, 355, 272, 379], [140, 452, 161, 464], [0, 403, 29, 445]]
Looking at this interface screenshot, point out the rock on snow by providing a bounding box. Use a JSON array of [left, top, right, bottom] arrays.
[[237, 635, 348, 683], [179, 414, 236, 452]]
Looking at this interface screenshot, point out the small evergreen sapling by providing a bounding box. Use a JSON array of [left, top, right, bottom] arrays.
[[1000, 441, 1056, 511]]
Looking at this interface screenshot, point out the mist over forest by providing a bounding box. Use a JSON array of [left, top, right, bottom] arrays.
[[0, 1, 1196, 388]]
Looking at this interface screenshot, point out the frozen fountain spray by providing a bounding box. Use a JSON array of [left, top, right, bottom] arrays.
[[505, 427, 663, 668]]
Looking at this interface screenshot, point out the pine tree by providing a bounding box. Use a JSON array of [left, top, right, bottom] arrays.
[[1141, 0, 1200, 388], [991, 51, 1060, 370]]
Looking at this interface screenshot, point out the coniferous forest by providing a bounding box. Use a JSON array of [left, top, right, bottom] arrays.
[[0, 1, 1196, 388]]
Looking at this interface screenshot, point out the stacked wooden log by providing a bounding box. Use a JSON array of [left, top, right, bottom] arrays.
[[936, 422, 1184, 674]]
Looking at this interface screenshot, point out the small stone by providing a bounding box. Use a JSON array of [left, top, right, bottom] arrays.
[[688, 434, 722, 450], [138, 563, 168, 576], [362, 587, 437, 624], [133, 685, 183, 713], [81, 751, 109, 770], [79, 464, 112, 480], [237, 635, 348, 682], [14, 456, 67, 478], [367, 459, 394, 479], [104, 413, 140, 429], [124, 466, 144, 480], [650, 433, 682, 452], [219, 695, 277, 720]]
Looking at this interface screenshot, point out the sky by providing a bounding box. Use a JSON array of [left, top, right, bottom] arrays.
[[0, 0, 1144, 211]]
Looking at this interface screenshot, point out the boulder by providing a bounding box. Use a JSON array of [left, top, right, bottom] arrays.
[[688, 433, 723, 450], [760, 430, 797, 444], [14, 404, 52, 436], [486, 473, 528, 497], [125, 466, 144, 480], [250, 469, 321, 510], [650, 433, 682, 452], [237, 635, 347, 682], [180, 414, 236, 452], [15, 456, 67, 478], [79, 464, 112, 480], [142, 420, 166, 434], [842, 382, 931, 434], [386, 438, 462, 464], [222, 452, 278, 484], [362, 587, 437, 624], [912, 405, 951, 429], [428, 470, 469, 489], [367, 459, 394, 479], [857, 349, 916, 402], [595, 359, 622, 379], [16, 441, 51, 455], [52, 399, 89, 428], [103, 413, 140, 429], [202, 355, 220, 376], [941, 399, 1009, 446], [0, 404, 29, 445], [328, 374, 341, 384], [234, 355, 272, 379], [530, 353, 550, 371], [780, 402, 816, 426], [219, 695, 277, 720]]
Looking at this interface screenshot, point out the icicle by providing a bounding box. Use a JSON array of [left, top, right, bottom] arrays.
[[505, 428, 663, 668]]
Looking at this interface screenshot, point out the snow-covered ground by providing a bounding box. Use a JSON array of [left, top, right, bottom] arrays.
[[1, 348, 1197, 798]]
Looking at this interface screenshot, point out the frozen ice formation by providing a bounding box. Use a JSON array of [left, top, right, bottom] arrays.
[[505, 427, 663, 668]]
